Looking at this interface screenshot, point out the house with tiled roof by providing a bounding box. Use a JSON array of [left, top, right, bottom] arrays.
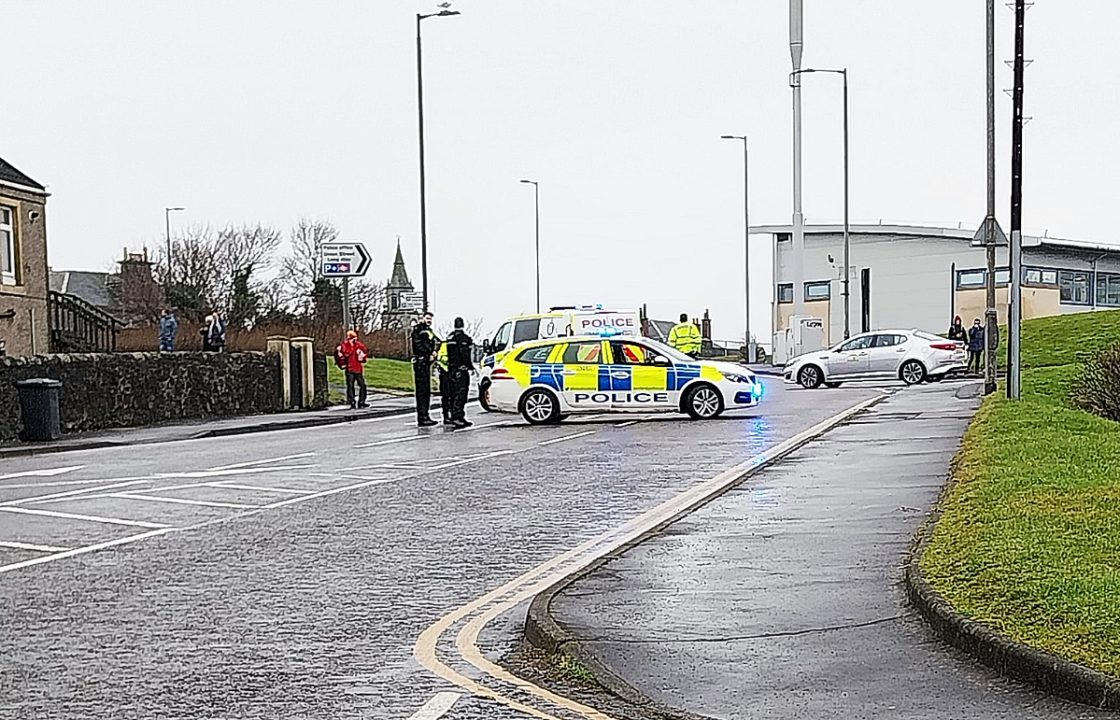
[[0, 155, 49, 356]]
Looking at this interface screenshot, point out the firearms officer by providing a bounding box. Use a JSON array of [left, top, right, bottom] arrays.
[[411, 312, 438, 427], [446, 317, 474, 429]]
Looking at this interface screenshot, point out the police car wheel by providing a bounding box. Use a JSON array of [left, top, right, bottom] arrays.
[[685, 384, 724, 420], [521, 389, 560, 425], [798, 365, 824, 389], [478, 381, 493, 411]]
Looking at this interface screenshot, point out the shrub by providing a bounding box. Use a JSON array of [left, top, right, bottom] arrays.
[[1070, 342, 1120, 421], [117, 321, 411, 359]]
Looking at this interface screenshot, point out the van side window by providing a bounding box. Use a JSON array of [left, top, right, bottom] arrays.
[[492, 323, 512, 352], [513, 319, 541, 345]]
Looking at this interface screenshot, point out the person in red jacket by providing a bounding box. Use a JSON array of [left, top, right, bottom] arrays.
[[340, 330, 369, 409]]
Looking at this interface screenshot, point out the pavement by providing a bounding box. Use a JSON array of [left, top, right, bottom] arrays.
[[549, 381, 1112, 719], [0, 375, 889, 719]]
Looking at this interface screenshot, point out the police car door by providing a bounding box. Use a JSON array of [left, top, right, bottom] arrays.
[[559, 340, 607, 411], [608, 340, 673, 410]]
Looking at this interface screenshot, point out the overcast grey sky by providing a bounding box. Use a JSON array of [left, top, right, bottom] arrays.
[[4, 1, 1116, 340]]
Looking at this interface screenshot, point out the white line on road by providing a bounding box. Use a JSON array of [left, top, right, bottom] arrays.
[[152, 465, 315, 479], [0, 529, 172, 575], [614, 420, 640, 428], [0, 466, 85, 481], [354, 435, 425, 449], [2, 478, 152, 506], [209, 482, 312, 495], [538, 430, 597, 446], [208, 453, 316, 471], [408, 692, 462, 720], [0, 506, 170, 529], [110, 493, 261, 510], [0, 540, 71, 553]]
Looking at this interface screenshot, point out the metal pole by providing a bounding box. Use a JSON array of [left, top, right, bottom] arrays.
[[165, 208, 172, 282], [984, 0, 998, 396], [842, 68, 851, 340], [1008, 0, 1026, 400], [416, 14, 430, 314], [342, 276, 352, 330], [744, 138, 751, 362], [790, 0, 805, 317], [534, 182, 541, 313]]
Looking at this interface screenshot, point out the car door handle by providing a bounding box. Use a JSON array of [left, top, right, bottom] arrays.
[[611, 372, 629, 379], [896, 348, 906, 352], [561, 370, 578, 376]]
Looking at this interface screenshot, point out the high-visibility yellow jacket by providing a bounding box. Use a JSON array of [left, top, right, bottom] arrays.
[[436, 339, 449, 372], [668, 321, 702, 355]]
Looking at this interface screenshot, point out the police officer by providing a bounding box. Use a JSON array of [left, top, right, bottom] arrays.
[[668, 313, 702, 357], [411, 311, 438, 427], [445, 316, 474, 429]]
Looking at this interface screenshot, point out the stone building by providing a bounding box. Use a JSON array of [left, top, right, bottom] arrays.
[[382, 240, 421, 329], [0, 156, 49, 357]]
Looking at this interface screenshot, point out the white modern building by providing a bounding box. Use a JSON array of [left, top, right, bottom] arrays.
[[757, 224, 1120, 349]]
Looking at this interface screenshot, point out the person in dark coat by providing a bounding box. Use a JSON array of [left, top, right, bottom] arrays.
[[967, 318, 985, 374], [947, 315, 966, 342], [445, 317, 474, 429], [411, 312, 438, 427]]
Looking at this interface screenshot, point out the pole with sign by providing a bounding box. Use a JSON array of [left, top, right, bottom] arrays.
[[320, 242, 372, 330]]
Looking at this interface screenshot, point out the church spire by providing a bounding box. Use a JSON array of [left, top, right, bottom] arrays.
[[388, 237, 412, 290]]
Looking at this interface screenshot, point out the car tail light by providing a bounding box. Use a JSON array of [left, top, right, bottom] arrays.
[[492, 368, 515, 380], [929, 342, 957, 351]]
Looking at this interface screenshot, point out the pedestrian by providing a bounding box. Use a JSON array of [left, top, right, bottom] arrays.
[[435, 332, 452, 424], [205, 312, 227, 353], [947, 315, 966, 343], [967, 318, 985, 374], [668, 313, 702, 357], [339, 330, 369, 409], [411, 311, 438, 427], [158, 307, 178, 352], [199, 314, 213, 352], [446, 316, 474, 429]]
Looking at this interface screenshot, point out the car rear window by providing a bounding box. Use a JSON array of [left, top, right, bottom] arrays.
[[513, 319, 541, 345], [516, 345, 553, 364]]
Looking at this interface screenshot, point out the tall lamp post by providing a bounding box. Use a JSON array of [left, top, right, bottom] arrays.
[[416, 7, 460, 313], [519, 179, 541, 312], [720, 135, 751, 361], [165, 206, 184, 283], [789, 67, 850, 339], [790, 0, 805, 316]]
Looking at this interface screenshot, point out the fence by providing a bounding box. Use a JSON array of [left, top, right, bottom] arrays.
[[48, 291, 121, 353]]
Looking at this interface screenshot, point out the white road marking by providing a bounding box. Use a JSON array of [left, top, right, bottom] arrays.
[[408, 691, 462, 719], [538, 430, 597, 446], [0, 476, 148, 489], [354, 435, 424, 449], [415, 393, 888, 720], [0, 466, 85, 481], [152, 465, 315, 479], [0, 540, 71, 553], [614, 420, 639, 428], [0, 529, 172, 575], [110, 493, 261, 510], [209, 482, 312, 495], [207, 453, 316, 471], [0, 506, 170, 529], [1, 478, 152, 507]]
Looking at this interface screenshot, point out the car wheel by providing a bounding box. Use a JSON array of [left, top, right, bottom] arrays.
[[798, 365, 824, 389], [825, 381, 842, 388], [900, 360, 927, 386], [478, 380, 493, 412], [520, 388, 560, 425], [684, 383, 724, 420]]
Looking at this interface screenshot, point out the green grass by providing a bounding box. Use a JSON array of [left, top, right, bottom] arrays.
[[921, 310, 1120, 677], [327, 358, 414, 404], [548, 651, 597, 686]]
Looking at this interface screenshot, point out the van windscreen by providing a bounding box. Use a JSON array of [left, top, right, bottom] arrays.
[[513, 319, 542, 345]]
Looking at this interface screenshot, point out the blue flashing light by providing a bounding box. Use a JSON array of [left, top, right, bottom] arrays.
[[751, 381, 764, 398], [592, 327, 624, 338]]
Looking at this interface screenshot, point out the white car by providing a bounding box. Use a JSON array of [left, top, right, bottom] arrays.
[[487, 334, 764, 424], [783, 329, 966, 388]]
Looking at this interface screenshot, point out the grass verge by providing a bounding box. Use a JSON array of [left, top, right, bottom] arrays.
[[327, 358, 414, 404], [921, 352, 1120, 677]]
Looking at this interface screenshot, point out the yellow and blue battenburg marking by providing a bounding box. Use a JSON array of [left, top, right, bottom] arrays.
[[529, 364, 565, 390]]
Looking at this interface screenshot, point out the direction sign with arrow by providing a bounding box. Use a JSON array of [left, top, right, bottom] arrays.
[[320, 242, 372, 278]]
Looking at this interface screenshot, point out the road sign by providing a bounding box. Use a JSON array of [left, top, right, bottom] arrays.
[[320, 242, 372, 278], [399, 291, 424, 311], [970, 217, 1008, 247]]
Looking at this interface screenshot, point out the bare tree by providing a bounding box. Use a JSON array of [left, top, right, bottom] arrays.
[[212, 223, 282, 314], [280, 218, 340, 313], [348, 280, 387, 331]]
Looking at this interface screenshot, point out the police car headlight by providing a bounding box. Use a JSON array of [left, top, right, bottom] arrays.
[[721, 371, 752, 384]]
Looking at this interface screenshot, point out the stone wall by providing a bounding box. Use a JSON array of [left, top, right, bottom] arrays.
[[0, 352, 284, 442]]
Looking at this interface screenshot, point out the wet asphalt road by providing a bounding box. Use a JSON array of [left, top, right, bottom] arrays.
[[553, 381, 1112, 720], [0, 377, 882, 719]]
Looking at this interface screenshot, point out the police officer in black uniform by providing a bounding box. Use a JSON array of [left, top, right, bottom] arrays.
[[411, 312, 438, 427], [445, 316, 474, 429]]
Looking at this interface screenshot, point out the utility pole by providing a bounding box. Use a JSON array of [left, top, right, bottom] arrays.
[[342, 276, 352, 331], [983, 0, 998, 396], [789, 0, 805, 317], [520, 179, 541, 312], [721, 135, 751, 361], [164, 207, 184, 283], [841, 68, 850, 340], [1007, 0, 1027, 400]]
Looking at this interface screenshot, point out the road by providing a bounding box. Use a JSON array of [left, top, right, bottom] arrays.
[[0, 377, 883, 719]]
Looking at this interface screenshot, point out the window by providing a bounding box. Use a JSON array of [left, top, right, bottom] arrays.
[[491, 322, 512, 352], [956, 269, 985, 288], [0, 206, 14, 285], [777, 283, 793, 304], [805, 281, 831, 301], [562, 341, 602, 364], [610, 341, 659, 365], [516, 345, 554, 364], [871, 334, 905, 348], [1059, 270, 1091, 305], [513, 319, 541, 345], [838, 335, 873, 352], [1024, 267, 1058, 287], [994, 269, 1010, 285], [1097, 273, 1120, 308]]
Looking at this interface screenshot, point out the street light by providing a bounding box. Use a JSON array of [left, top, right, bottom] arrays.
[[519, 179, 540, 312], [790, 67, 851, 339], [416, 6, 460, 313], [164, 207, 184, 283], [720, 135, 751, 361]]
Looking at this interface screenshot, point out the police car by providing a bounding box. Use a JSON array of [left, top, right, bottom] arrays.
[[485, 333, 764, 424], [478, 306, 640, 410]]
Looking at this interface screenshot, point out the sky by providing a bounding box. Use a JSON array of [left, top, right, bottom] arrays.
[[4, 1, 1118, 343]]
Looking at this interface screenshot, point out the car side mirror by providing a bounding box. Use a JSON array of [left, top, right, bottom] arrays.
[[482, 340, 492, 355], [652, 355, 671, 366]]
